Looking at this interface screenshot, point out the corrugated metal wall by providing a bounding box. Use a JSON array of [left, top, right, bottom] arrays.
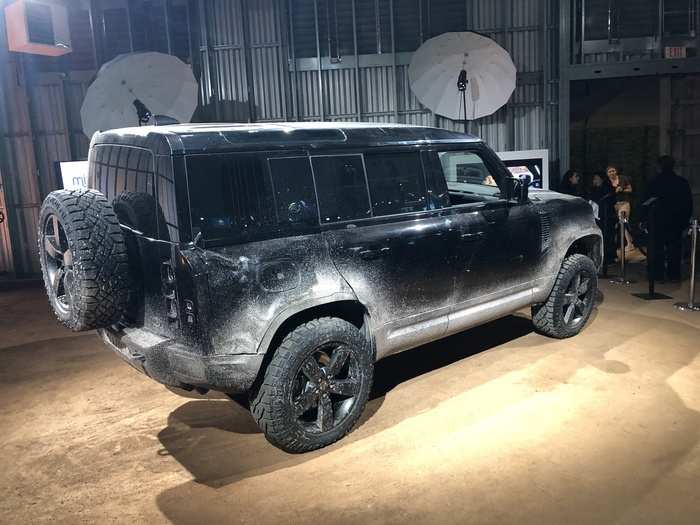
[[0, 0, 560, 275], [197, 0, 559, 158], [0, 9, 41, 275], [197, 0, 289, 122]]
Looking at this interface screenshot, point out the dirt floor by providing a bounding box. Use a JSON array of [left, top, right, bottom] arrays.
[[1, 270, 699, 524]]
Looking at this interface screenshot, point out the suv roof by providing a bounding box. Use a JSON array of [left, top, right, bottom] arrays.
[[91, 122, 482, 155]]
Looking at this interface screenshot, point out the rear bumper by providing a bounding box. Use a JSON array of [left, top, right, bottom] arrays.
[[98, 327, 264, 393]]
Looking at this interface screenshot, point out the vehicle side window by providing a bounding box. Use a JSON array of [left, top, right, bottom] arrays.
[[268, 157, 319, 227], [155, 155, 179, 242], [311, 155, 371, 223], [438, 150, 502, 203], [364, 152, 427, 216], [186, 154, 276, 241], [93, 145, 155, 197], [92, 145, 163, 238]]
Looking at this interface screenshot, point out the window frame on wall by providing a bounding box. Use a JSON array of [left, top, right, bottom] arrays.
[[290, 0, 466, 60]]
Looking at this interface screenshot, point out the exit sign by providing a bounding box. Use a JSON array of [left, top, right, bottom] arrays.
[[665, 46, 687, 59]]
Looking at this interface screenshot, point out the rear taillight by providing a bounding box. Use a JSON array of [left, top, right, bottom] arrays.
[[161, 261, 178, 322]]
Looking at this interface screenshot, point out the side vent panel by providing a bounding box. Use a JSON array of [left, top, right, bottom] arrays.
[[539, 210, 552, 253]]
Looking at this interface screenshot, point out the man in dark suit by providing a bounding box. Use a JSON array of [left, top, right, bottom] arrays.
[[644, 155, 694, 282]]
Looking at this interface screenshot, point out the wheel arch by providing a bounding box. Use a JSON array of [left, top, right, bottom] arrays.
[[564, 233, 603, 270], [252, 296, 375, 390]]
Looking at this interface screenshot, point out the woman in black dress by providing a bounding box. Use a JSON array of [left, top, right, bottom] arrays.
[[590, 171, 617, 266], [560, 169, 584, 198]]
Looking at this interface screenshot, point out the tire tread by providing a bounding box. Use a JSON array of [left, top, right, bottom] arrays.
[[531, 254, 597, 339], [38, 189, 132, 331], [250, 317, 372, 453]]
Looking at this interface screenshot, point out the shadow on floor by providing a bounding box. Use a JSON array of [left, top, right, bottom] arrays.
[[154, 305, 700, 525], [371, 314, 534, 399], [156, 314, 535, 487]]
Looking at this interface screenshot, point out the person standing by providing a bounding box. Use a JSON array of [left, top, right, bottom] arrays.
[[607, 165, 637, 252], [560, 169, 584, 197], [590, 171, 617, 266], [643, 156, 694, 282]]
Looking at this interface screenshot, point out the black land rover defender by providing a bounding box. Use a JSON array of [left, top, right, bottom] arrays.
[[38, 123, 602, 453]]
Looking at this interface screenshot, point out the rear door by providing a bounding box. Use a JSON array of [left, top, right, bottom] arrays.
[[91, 144, 165, 330], [315, 150, 459, 355]]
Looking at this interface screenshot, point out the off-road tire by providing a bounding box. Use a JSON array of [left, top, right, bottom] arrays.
[[112, 191, 162, 239], [38, 189, 132, 331], [531, 254, 597, 339], [250, 317, 373, 453], [112, 191, 167, 321]]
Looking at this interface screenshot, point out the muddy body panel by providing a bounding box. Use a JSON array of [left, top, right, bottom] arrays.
[[85, 123, 602, 394]]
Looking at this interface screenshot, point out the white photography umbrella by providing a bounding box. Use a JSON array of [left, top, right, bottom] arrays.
[[409, 32, 516, 126], [80, 51, 198, 138]]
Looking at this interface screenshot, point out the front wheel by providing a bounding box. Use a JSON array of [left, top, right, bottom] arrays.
[[250, 317, 373, 453], [532, 254, 598, 339]]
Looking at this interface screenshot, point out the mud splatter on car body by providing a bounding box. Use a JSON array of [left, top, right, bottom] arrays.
[[83, 123, 602, 395]]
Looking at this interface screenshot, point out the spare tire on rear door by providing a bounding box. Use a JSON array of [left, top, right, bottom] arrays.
[[38, 189, 132, 331]]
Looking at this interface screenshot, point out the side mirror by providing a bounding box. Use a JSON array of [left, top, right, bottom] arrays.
[[507, 177, 529, 204], [518, 175, 530, 203]]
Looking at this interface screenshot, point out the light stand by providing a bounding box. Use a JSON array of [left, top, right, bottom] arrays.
[[457, 69, 468, 134], [133, 99, 152, 126]]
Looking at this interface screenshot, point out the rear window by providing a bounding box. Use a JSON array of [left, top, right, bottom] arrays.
[[91, 144, 155, 197], [90, 144, 181, 240], [186, 154, 276, 241], [186, 153, 320, 242]]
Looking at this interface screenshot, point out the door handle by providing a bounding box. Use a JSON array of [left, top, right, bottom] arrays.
[[460, 231, 486, 241], [359, 247, 391, 260]]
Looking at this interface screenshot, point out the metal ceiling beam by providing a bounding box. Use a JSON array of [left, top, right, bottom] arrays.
[[564, 57, 700, 81]]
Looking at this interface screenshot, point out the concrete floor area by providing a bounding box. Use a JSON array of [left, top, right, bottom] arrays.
[[1, 274, 699, 524]]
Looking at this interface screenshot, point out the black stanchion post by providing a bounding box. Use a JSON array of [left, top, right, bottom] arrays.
[[610, 212, 633, 284], [601, 203, 609, 278], [674, 219, 700, 312]]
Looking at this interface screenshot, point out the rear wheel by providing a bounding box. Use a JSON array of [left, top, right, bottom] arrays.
[[250, 317, 373, 453], [531, 254, 597, 339]]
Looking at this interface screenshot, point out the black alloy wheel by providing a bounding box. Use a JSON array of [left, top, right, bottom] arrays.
[[42, 214, 75, 318], [291, 343, 361, 433], [561, 271, 594, 328], [250, 317, 373, 453], [531, 253, 598, 339]]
